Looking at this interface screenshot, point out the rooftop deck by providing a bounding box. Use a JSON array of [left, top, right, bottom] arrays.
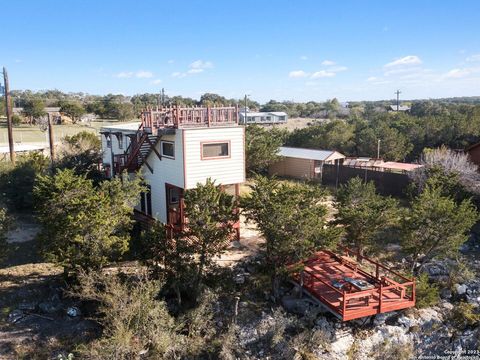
[[293, 248, 415, 321], [140, 105, 239, 133]]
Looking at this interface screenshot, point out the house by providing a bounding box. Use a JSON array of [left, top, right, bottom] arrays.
[[466, 142, 480, 168], [269, 146, 346, 180], [342, 157, 423, 174], [14, 107, 63, 124], [100, 105, 245, 234], [238, 111, 288, 124], [388, 104, 411, 112]]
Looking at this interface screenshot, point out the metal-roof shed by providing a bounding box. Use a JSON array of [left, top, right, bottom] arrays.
[[279, 146, 345, 162]]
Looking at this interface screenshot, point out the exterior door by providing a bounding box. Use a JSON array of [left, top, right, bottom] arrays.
[[166, 184, 184, 227]]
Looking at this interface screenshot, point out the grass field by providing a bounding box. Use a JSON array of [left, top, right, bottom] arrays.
[[0, 119, 139, 145]]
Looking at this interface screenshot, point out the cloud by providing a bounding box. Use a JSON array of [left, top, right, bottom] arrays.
[[330, 66, 348, 72], [367, 76, 378, 82], [189, 60, 213, 69], [14, 59, 23, 63], [289, 70, 309, 78], [444, 68, 474, 79], [151, 79, 162, 85], [466, 54, 480, 62], [171, 60, 213, 78], [187, 68, 204, 74], [384, 55, 422, 67], [311, 70, 336, 78], [321, 60, 336, 66], [171, 72, 186, 78], [115, 71, 134, 78], [115, 70, 154, 79], [135, 70, 153, 78], [300, 55, 308, 60], [167, 59, 175, 64]]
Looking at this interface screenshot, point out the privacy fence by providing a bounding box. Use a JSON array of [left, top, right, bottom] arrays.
[[320, 164, 411, 197]]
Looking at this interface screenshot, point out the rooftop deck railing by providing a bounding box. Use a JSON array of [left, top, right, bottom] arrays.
[[140, 105, 239, 131]]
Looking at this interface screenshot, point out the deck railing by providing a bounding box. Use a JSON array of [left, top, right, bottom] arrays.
[[140, 105, 239, 131], [297, 248, 416, 319]]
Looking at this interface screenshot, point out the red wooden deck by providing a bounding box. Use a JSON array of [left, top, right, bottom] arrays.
[[293, 248, 415, 321]]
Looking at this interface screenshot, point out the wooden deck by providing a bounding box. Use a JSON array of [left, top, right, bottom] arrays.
[[293, 248, 415, 321]]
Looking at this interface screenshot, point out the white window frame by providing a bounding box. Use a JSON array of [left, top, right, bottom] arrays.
[[161, 141, 175, 159]]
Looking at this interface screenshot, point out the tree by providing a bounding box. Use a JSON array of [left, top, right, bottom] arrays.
[[242, 176, 341, 299], [245, 125, 286, 175], [34, 169, 144, 275], [401, 184, 478, 274], [182, 178, 239, 301], [56, 131, 103, 181], [22, 99, 46, 125], [59, 101, 86, 123], [335, 177, 401, 258], [323, 98, 340, 118], [0, 208, 11, 264], [409, 146, 480, 197], [0, 152, 50, 211]]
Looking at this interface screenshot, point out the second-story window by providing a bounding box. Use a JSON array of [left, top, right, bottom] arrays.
[[202, 141, 230, 159], [106, 134, 112, 148], [161, 141, 175, 159]]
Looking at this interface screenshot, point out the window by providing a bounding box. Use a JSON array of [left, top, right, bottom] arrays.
[[161, 141, 175, 158], [169, 187, 180, 204], [202, 142, 230, 159], [106, 134, 112, 148], [140, 185, 152, 215], [118, 133, 123, 149]]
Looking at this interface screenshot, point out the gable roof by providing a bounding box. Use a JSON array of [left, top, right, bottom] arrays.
[[278, 146, 345, 161]]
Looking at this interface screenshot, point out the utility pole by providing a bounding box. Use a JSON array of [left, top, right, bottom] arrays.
[[377, 139, 381, 159], [244, 94, 249, 125], [47, 113, 55, 162], [395, 89, 401, 111], [3, 67, 15, 164]]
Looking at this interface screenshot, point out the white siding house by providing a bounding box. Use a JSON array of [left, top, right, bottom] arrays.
[[239, 111, 288, 124], [100, 107, 245, 228]]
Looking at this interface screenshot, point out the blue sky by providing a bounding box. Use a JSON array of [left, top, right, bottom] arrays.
[[2, 0, 480, 102]]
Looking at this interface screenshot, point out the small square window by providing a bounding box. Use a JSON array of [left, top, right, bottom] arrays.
[[161, 141, 175, 158], [118, 133, 123, 149]]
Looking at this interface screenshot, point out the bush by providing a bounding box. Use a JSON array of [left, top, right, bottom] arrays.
[[0, 152, 50, 211], [415, 273, 440, 308], [11, 114, 23, 126], [449, 302, 480, 329]]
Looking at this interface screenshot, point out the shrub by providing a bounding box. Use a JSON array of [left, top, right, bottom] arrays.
[[11, 114, 23, 126], [449, 302, 480, 329], [415, 273, 440, 308]]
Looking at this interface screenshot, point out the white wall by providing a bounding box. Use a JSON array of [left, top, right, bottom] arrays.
[[101, 131, 132, 169], [183, 126, 245, 189], [142, 130, 185, 223]]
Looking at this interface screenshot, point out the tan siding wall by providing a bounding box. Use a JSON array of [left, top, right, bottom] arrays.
[[184, 127, 245, 189], [269, 157, 314, 179]]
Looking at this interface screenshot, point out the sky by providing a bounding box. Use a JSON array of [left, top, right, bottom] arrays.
[[1, 0, 480, 103]]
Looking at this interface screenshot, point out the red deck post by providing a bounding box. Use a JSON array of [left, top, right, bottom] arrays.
[[342, 291, 347, 316], [379, 283, 383, 313]]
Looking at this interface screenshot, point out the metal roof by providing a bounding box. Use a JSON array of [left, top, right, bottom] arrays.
[[374, 162, 423, 171], [100, 122, 141, 132], [278, 146, 345, 161], [0, 144, 46, 154], [240, 111, 287, 117]]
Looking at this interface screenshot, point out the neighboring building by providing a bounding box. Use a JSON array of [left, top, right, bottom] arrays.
[[239, 111, 288, 124], [388, 104, 411, 112], [100, 106, 245, 233], [269, 146, 345, 180], [466, 142, 480, 168], [342, 157, 423, 173], [14, 107, 63, 123]]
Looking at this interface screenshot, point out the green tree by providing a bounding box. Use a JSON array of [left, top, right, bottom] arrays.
[[245, 125, 286, 175], [0, 208, 11, 264], [34, 169, 144, 275], [324, 98, 341, 118], [402, 184, 478, 273], [59, 101, 86, 123], [56, 131, 103, 181], [22, 99, 46, 125], [182, 178, 239, 301], [335, 177, 401, 258], [242, 176, 341, 299], [0, 152, 50, 211]]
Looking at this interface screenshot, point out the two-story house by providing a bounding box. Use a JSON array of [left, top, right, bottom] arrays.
[[100, 106, 245, 236]]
